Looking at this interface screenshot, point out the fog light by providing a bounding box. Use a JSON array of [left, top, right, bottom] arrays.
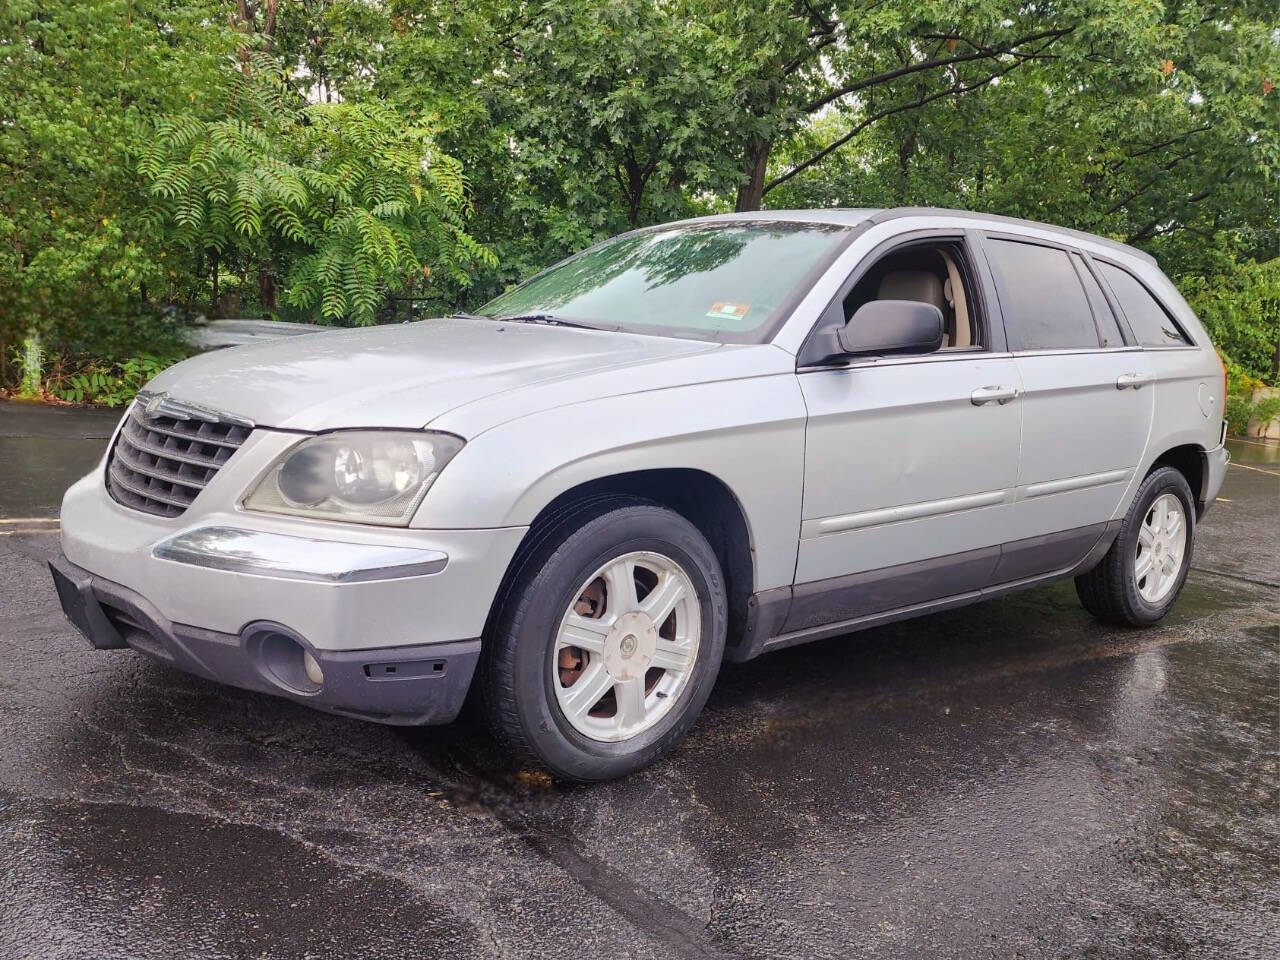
[[243, 623, 323, 695], [303, 650, 325, 686]]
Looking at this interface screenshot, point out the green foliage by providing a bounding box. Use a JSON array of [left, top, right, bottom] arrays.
[[1181, 259, 1280, 383], [0, 0, 233, 370], [16, 335, 43, 399], [1224, 372, 1280, 437], [138, 63, 494, 324], [1, 0, 1275, 402], [48, 354, 175, 407]]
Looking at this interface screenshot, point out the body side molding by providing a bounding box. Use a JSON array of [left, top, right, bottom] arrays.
[[729, 520, 1121, 662], [801, 489, 1008, 539]]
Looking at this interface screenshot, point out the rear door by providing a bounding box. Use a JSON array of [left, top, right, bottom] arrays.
[[981, 234, 1154, 583]]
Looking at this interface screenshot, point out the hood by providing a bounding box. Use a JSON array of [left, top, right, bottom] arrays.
[[145, 316, 719, 432]]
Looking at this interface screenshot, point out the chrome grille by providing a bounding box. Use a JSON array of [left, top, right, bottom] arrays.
[[106, 397, 252, 518]]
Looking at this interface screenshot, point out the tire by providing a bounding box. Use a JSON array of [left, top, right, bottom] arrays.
[[1074, 465, 1196, 627], [480, 497, 727, 781]]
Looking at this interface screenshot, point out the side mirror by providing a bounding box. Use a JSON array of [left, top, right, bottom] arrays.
[[836, 299, 944, 357]]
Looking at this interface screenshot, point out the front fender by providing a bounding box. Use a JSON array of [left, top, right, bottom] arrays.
[[412, 375, 808, 592]]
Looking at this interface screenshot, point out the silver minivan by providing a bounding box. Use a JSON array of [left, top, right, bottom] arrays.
[[51, 208, 1230, 780]]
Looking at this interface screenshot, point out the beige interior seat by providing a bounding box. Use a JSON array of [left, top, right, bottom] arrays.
[[939, 252, 972, 348], [876, 270, 951, 344], [877, 270, 947, 316]]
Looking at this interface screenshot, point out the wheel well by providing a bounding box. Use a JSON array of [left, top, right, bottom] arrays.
[[1149, 444, 1206, 514], [502, 469, 755, 644]]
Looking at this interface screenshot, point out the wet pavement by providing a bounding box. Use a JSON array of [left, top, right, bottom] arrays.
[[1, 402, 1277, 959]]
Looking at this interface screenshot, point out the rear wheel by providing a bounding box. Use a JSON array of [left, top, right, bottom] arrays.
[[481, 498, 726, 781], [1075, 465, 1195, 626]]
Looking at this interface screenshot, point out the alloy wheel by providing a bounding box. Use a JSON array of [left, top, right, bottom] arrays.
[[552, 551, 701, 742], [1134, 492, 1187, 604]]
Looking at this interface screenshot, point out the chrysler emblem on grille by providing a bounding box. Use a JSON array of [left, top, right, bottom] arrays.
[[134, 390, 254, 428]]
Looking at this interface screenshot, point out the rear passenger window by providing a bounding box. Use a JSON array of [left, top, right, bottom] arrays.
[[1072, 255, 1125, 347], [1096, 262, 1190, 347], [985, 238, 1100, 350]]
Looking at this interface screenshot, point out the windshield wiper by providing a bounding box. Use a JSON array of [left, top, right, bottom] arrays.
[[496, 313, 606, 331]]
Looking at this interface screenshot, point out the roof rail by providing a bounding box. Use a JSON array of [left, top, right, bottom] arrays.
[[868, 207, 1157, 265]]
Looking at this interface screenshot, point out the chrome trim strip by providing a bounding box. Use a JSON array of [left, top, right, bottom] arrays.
[[153, 527, 448, 583], [798, 350, 1015, 373], [135, 390, 255, 429], [1011, 346, 1142, 357], [113, 442, 210, 489], [802, 489, 1007, 538], [108, 460, 194, 509], [121, 419, 227, 468], [1022, 469, 1131, 499], [129, 412, 246, 448]]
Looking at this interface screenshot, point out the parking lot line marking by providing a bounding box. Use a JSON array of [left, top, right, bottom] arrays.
[[0, 529, 60, 536], [1229, 436, 1280, 447], [1228, 461, 1280, 476], [0, 517, 60, 525]]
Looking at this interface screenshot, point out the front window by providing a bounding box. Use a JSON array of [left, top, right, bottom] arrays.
[[476, 221, 850, 343]]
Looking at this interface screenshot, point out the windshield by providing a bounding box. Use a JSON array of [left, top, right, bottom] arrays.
[[475, 221, 850, 343]]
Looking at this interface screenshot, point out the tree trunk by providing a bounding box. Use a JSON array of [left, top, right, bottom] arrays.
[[258, 267, 277, 314], [735, 138, 773, 212], [625, 157, 646, 226]]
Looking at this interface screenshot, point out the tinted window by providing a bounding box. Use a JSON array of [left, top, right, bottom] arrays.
[[1072, 254, 1125, 347], [477, 222, 848, 344], [985, 239, 1099, 350], [1096, 262, 1190, 347]]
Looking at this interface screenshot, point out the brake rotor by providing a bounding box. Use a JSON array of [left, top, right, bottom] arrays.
[[559, 578, 606, 687]]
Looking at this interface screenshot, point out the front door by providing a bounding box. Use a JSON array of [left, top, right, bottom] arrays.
[[787, 235, 1023, 633]]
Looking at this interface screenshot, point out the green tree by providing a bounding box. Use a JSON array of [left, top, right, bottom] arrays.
[[138, 58, 494, 324], [0, 0, 232, 371]]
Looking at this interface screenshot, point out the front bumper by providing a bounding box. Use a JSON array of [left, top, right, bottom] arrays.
[[59, 462, 526, 653], [50, 552, 479, 725]]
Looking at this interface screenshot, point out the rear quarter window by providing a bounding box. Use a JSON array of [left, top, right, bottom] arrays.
[[1096, 262, 1191, 347]]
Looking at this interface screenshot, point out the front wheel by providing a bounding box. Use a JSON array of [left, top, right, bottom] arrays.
[[1075, 465, 1196, 626], [481, 498, 727, 781]]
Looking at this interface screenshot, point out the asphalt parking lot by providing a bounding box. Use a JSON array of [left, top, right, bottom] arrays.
[[1, 401, 1276, 959]]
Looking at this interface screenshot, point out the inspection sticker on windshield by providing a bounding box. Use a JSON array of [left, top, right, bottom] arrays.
[[707, 301, 750, 321]]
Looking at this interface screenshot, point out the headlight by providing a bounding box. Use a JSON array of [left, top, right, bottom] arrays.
[[243, 430, 464, 525]]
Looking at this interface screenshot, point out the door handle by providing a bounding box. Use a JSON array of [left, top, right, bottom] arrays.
[[1116, 372, 1154, 390], [970, 385, 1019, 406]]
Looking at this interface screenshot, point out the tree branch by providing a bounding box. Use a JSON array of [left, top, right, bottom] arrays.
[[1094, 150, 1196, 221], [765, 55, 1034, 196], [782, 32, 839, 76], [1108, 124, 1212, 170], [799, 26, 1074, 115], [1125, 186, 1216, 244]]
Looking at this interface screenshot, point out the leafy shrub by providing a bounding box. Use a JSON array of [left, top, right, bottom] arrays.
[[1223, 362, 1280, 436], [1182, 259, 1280, 383], [137, 60, 495, 326], [1224, 389, 1255, 436], [1251, 393, 1280, 436], [40, 353, 178, 407]]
